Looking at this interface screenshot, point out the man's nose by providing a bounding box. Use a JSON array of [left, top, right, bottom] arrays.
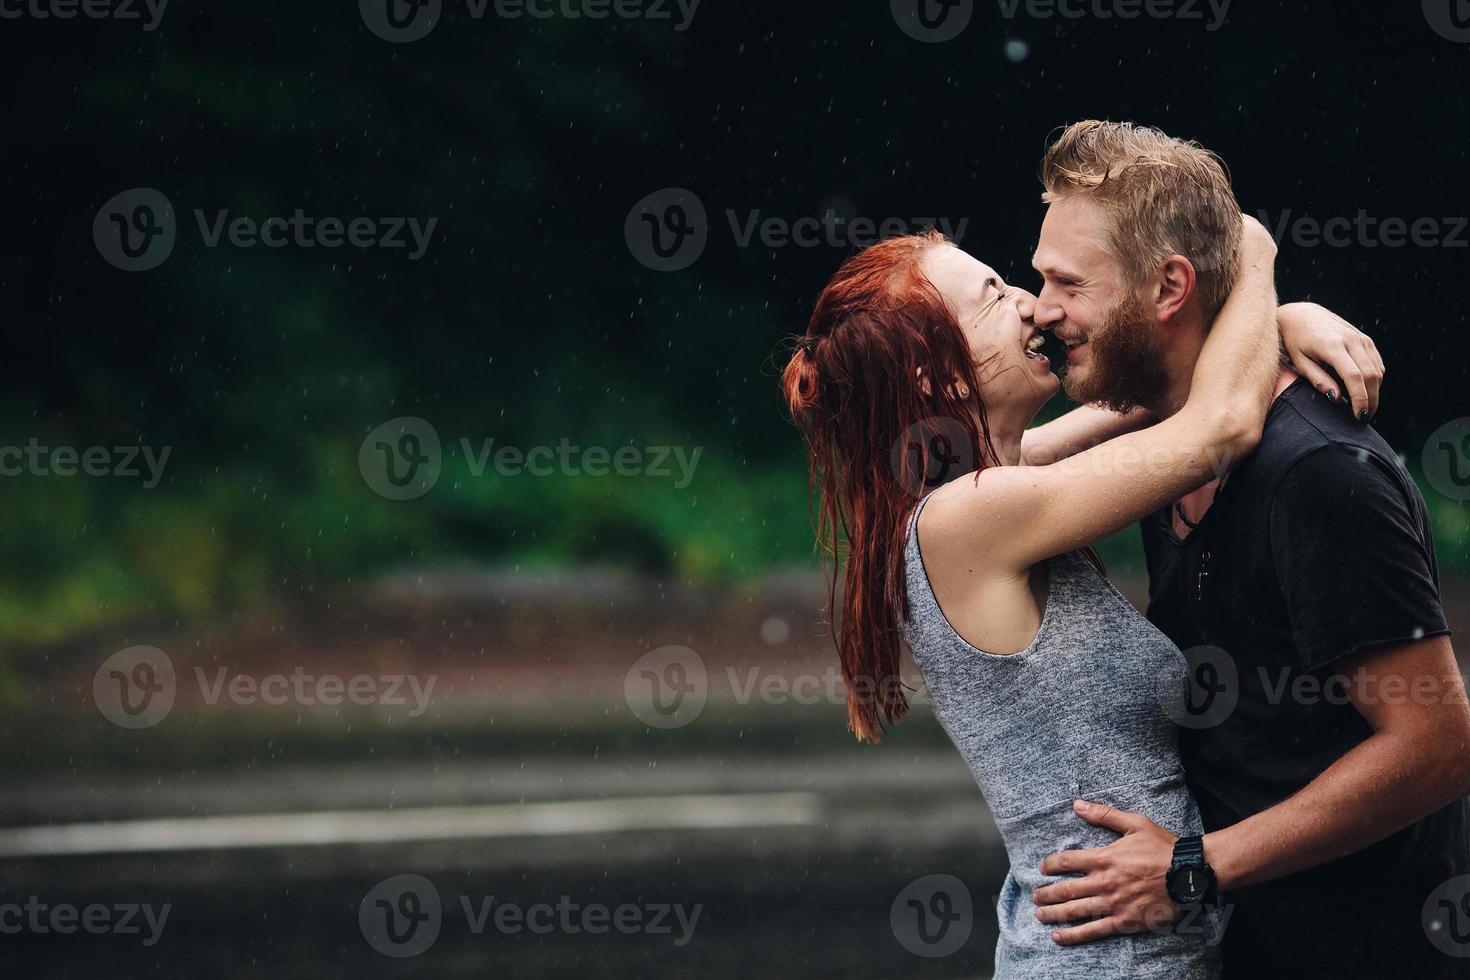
[[1032, 286, 1063, 328]]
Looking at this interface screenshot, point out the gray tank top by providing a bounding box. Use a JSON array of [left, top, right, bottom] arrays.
[[903, 492, 1220, 979]]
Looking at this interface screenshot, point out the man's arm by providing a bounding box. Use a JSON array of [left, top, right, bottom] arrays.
[[1032, 637, 1470, 945], [1206, 635, 1470, 890], [1032, 445, 1469, 945]]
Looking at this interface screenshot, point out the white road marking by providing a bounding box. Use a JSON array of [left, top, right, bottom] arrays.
[[0, 792, 823, 858]]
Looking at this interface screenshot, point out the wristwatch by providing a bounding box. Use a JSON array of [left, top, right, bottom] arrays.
[[1166, 835, 1218, 905]]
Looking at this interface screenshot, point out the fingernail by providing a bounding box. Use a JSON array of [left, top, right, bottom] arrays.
[[1358, 410, 1370, 423], [1326, 390, 1337, 403], [1074, 799, 1090, 813]]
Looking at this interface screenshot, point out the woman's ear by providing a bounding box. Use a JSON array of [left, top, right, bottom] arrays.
[[915, 367, 970, 401], [916, 366, 933, 398]]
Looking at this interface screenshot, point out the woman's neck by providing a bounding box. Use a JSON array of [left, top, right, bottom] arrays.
[[981, 411, 1026, 468]]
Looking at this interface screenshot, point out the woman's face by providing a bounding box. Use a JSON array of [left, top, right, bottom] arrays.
[[920, 244, 1060, 420]]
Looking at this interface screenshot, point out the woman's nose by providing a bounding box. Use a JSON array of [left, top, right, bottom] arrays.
[[1011, 287, 1038, 322]]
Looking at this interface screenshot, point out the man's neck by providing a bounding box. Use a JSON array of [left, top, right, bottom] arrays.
[[1144, 313, 1209, 420], [1144, 313, 1298, 419]]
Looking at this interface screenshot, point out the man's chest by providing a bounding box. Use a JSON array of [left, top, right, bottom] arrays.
[[1144, 503, 1294, 664]]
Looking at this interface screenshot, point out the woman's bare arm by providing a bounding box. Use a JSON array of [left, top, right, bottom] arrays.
[[1020, 406, 1156, 466], [1019, 301, 1386, 466], [933, 215, 1280, 571]]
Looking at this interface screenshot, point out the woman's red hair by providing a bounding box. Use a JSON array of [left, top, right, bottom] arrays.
[[781, 231, 995, 743]]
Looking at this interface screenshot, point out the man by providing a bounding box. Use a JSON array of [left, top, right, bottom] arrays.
[[1022, 120, 1470, 978]]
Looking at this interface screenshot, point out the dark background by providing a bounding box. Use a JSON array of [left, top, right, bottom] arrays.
[[2, 1, 1468, 977]]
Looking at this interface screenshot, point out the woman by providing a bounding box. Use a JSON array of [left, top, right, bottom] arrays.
[[779, 219, 1380, 977]]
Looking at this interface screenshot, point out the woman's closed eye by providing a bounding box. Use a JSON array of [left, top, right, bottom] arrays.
[[979, 277, 1011, 316]]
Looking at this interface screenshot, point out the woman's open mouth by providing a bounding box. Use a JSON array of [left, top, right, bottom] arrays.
[[1026, 331, 1067, 369]]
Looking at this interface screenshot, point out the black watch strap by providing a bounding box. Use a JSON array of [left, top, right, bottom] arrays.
[[1172, 834, 1205, 869]]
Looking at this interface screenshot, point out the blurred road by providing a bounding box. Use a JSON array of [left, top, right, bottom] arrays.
[[0, 746, 1008, 979], [6, 568, 1468, 978]]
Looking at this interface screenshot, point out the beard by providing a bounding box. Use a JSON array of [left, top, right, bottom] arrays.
[[1061, 290, 1169, 414]]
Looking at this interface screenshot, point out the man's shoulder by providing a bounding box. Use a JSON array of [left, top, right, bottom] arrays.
[[1243, 381, 1411, 498]]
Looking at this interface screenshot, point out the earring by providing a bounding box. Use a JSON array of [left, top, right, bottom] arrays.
[[957, 386, 970, 398]]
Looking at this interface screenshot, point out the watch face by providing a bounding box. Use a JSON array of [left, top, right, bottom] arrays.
[[1169, 865, 1208, 902]]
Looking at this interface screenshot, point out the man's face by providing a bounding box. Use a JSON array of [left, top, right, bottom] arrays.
[[1031, 196, 1168, 412]]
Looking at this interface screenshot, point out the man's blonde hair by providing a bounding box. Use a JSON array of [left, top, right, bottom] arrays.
[[1040, 120, 1242, 318]]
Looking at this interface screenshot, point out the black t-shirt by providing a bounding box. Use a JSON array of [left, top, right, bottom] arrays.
[[1141, 379, 1468, 979]]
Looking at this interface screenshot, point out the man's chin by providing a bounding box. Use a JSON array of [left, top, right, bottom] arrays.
[[1060, 369, 1094, 404], [1063, 370, 1141, 414]]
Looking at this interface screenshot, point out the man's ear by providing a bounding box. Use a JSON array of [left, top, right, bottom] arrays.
[[1153, 255, 1197, 324]]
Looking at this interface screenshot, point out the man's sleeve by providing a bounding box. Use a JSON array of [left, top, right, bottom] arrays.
[[1269, 444, 1450, 672]]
